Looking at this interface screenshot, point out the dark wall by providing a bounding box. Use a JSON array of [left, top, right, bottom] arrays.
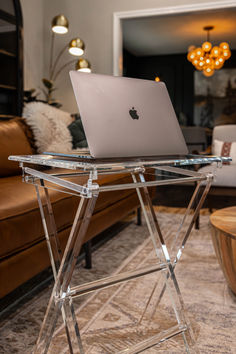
[[123, 49, 236, 126]]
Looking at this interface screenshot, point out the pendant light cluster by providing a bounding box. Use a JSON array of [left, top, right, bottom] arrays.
[[187, 26, 231, 77]]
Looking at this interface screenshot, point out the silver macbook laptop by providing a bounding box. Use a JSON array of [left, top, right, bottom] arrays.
[[69, 71, 188, 158]]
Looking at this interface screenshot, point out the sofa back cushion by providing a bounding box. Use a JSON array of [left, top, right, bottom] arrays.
[[212, 125, 236, 165], [213, 125, 236, 142], [0, 118, 34, 177]]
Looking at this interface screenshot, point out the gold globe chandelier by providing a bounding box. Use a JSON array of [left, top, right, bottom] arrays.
[[187, 26, 231, 77]]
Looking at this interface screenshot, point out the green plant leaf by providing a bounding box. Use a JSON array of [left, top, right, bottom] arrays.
[[42, 78, 54, 89]]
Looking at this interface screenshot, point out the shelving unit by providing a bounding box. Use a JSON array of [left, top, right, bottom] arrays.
[[0, 0, 23, 118], [0, 49, 16, 57], [0, 84, 16, 90]]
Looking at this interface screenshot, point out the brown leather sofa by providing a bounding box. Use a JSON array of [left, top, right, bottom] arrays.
[[0, 118, 154, 298]]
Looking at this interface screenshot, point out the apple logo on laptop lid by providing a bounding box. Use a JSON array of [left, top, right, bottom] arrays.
[[129, 107, 139, 120]]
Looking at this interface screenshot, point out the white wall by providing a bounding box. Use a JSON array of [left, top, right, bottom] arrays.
[[21, 0, 233, 112]]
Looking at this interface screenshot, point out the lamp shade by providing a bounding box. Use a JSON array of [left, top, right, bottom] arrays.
[[76, 59, 91, 73], [52, 15, 69, 34], [69, 38, 85, 56]]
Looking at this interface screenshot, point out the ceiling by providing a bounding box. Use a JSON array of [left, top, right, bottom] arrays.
[[123, 8, 236, 57]]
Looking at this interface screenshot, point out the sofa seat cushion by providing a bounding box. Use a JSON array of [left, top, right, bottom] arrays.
[[0, 171, 135, 259], [198, 164, 236, 187]]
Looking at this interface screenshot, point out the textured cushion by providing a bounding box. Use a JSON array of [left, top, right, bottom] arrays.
[[0, 119, 33, 177], [23, 102, 73, 153], [198, 164, 236, 187], [212, 139, 236, 165]]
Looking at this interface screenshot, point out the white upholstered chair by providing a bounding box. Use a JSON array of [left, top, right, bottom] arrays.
[[198, 125, 236, 189], [196, 125, 236, 227]]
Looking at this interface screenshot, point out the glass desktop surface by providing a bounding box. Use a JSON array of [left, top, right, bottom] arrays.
[[9, 153, 231, 171]]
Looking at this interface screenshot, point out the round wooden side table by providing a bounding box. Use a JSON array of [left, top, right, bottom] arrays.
[[210, 206, 236, 295]]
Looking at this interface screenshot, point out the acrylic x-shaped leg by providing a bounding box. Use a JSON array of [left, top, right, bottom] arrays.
[[147, 170, 213, 321], [129, 170, 213, 353], [33, 180, 98, 354]]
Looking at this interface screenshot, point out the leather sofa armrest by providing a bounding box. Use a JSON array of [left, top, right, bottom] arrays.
[[0, 118, 34, 177]]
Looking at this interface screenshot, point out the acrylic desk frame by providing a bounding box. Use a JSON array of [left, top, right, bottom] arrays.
[[9, 154, 230, 353]]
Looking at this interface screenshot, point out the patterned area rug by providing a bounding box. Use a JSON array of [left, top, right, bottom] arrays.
[[1, 209, 236, 353]]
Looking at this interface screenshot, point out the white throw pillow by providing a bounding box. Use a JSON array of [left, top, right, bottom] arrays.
[[212, 139, 236, 164], [23, 102, 73, 153]]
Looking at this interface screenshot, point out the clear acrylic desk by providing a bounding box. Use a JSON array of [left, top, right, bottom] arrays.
[[9, 154, 230, 353]]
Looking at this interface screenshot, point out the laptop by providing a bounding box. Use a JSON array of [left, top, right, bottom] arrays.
[[55, 72, 188, 159]]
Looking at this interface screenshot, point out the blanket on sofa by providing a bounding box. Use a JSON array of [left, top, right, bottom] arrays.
[[23, 102, 86, 154]]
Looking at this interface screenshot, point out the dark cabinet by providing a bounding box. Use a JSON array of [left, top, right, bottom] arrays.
[[0, 0, 23, 117]]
